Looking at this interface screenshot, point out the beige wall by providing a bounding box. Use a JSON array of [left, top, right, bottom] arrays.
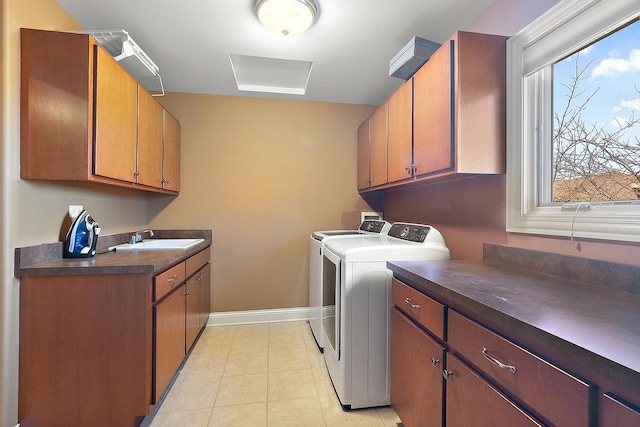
[[150, 93, 377, 312], [1, 0, 151, 424]]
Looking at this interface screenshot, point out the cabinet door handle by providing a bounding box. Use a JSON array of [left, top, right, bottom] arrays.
[[198, 275, 205, 281], [405, 167, 412, 175], [443, 370, 454, 380], [166, 275, 178, 283], [430, 357, 440, 366], [482, 348, 517, 374], [404, 297, 420, 309]]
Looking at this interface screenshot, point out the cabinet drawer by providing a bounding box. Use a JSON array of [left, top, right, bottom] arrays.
[[186, 247, 210, 278], [392, 278, 445, 340], [154, 262, 186, 301], [602, 393, 640, 427], [448, 309, 592, 427]]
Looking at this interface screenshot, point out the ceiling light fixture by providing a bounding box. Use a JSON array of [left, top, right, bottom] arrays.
[[255, 0, 319, 37]]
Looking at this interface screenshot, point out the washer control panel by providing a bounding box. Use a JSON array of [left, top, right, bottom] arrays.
[[359, 220, 387, 233], [388, 223, 431, 243]]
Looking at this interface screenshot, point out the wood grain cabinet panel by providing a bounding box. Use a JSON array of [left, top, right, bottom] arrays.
[[387, 79, 414, 183], [162, 110, 181, 192], [602, 393, 640, 427], [20, 28, 180, 195], [445, 354, 544, 427], [137, 86, 164, 188], [369, 102, 388, 188], [154, 284, 187, 402], [357, 118, 371, 190], [448, 309, 592, 426], [390, 308, 444, 427], [392, 278, 445, 340]]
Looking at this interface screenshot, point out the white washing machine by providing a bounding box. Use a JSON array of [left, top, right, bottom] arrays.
[[321, 222, 450, 409], [309, 220, 390, 350]]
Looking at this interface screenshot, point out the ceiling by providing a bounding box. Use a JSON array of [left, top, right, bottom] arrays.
[[55, 0, 497, 106]]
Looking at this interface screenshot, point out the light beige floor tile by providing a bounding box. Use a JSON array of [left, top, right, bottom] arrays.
[[268, 369, 318, 401], [268, 349, 310, 372], [307, 346, 325, 368], [200, 326, 236, 345], [319, 394, 386, 427], [268, 321, 303, 335], [224, 350, 268, 376], [229, 334, 269, 355], [312, 366, 335, 397], [180, 353, 226, 380], [377, 406, 402, 427], [159, 376, 220, 413], [267, 396, 325, 427], [215, 373, 268, 407], [234, 323, 269, 338], [268, 333, 306, 353], [208, 402, 267, 427], [150, 407, 213, 427]]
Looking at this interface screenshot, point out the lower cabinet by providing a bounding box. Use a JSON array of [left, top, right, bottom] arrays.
[[602, 393, 640, 427], [154, 283, 188, 401], [390, 278, 595, 427], [390, 307, 444, 427], [153, 248, 210, 403], [444, 354, 543, 426]]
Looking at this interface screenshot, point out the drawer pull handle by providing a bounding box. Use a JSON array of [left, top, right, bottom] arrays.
[[443, 370, 454, 380], [198, 275, 205, 281], [166, 275, 178, 283], [430, 358, 440, 366], [482, 348, 517, 374], [404, 298, 421, 309]]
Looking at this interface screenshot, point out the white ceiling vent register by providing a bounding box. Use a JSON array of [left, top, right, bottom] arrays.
[[75, 29, 164, 96]]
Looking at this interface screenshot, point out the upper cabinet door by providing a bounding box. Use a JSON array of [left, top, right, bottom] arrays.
[[93, 46, 138, 183], [357, 118, 371, 191], [413, 39, 454, 177], [387, 79, 413, 183], [163, 110, 181, 192], [137, 86, 164, 188], [369, 102, 388, 187]]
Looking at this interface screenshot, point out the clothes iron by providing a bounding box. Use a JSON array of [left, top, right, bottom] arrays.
[[64, 210, 101, 258]]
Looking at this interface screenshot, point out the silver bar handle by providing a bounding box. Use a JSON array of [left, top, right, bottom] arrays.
[[166, 275, 178, 283], [404, 297, 420, 309], [443, 370, 453, 380], [482, 348, 517, 373], [430, 357, 440, 366]]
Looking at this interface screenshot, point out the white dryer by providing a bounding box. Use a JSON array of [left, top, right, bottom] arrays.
[[322, 222, 450, 409], [309, 220, 390, 350]]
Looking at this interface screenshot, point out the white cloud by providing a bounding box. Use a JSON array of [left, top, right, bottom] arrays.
[[614, 106, 622, 112], [621, 99, 640, 110], [610, 117, 629, 128], [592, 49, 640, 78]]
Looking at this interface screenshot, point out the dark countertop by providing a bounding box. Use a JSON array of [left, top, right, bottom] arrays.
[[387, 257, 640, 394], [15, 229, 212, 277]]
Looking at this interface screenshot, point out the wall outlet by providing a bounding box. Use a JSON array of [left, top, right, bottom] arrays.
[[69, 205, 84, 218]]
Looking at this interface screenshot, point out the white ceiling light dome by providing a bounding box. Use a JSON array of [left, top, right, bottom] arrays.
[[255, 0, 319, 37]]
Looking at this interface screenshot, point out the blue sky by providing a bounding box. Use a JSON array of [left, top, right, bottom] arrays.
[[553, 19, 640, 142]]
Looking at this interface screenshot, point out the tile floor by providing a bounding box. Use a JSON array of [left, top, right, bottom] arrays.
[[145, 321, 402, 427]]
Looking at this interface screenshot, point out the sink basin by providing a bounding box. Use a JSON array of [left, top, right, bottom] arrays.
[[109, 238, 204, 251]]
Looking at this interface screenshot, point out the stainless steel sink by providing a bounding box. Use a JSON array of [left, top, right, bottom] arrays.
[[109, 238, 204, 251]]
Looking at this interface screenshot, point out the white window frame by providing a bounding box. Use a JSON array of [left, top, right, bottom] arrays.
[[506, 0, 640, 243]]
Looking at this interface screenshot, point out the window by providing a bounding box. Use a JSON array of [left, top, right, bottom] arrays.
[[506, 0, 640, 242]]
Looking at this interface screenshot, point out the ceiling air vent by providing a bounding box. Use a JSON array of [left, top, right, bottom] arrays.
[[75, 29, 164, 96], [389, 36, 441, 80]]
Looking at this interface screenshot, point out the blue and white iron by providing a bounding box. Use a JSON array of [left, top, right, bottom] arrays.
[[64, 210, 101, 258]]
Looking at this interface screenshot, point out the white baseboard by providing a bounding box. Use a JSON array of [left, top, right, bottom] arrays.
[[206, 307, 313, 326]]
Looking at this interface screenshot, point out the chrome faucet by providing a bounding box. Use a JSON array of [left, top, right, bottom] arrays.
[[129, 229, 154, 244]]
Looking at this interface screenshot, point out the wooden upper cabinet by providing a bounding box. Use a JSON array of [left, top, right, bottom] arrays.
[[19, 28, 180, 195], [413, 38, 453, 176], [137, 86, 164, 188], [369, 102, 388, 187], [357, 118, 371, 191], [163, 110, 181, 192], [387, 79, 414, 183], [414, 31, 506, 179], [93, 46, 138, 183]]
